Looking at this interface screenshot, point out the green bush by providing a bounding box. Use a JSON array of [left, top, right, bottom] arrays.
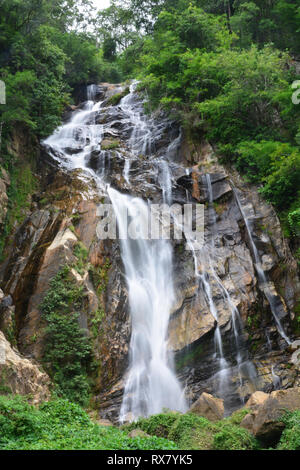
[[213, 422, 257, 450], [0, 396, 178, 450], [124, 412, 180, 438], [124, 411, 259, 450], [169, 413, 217, 450], [41, 266, 92, 406], [277, 410, 300, 450]]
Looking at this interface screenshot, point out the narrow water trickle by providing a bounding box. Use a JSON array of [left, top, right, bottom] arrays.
[[232, 186, 291, 345], [182, 174, 257, 409]]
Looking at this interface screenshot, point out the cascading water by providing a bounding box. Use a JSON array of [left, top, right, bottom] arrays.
[[44, 82, 187, 421], [108, 188, 187, 421], [233, 186, 291, 345]]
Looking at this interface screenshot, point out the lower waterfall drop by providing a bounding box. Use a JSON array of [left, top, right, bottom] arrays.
[[108, 187, 187, 422]]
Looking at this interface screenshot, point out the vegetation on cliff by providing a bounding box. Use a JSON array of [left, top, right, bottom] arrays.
[[41, 265, 92, 406]]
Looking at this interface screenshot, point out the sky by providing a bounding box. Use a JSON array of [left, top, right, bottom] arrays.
[[92, 0, 111, 10]]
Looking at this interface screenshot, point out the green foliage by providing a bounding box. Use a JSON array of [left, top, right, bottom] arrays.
[[0, 395, 178, 450], [124, 412, 180, 438], [73, 241, 88, 275], [107, 88, 130, 106], [277, 410, 300, 450], [0, 0, 122, 142], [125, 411, 258, 450], [213, 421, 257, 450], [41, 266, 92, 406], [168, 413, 217, 450], [227, 408, 250, 426], [0, 160, 37, 261]]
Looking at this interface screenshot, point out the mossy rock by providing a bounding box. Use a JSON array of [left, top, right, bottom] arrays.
[[107, 87, 130, 106], [101, 139, 120, 150]]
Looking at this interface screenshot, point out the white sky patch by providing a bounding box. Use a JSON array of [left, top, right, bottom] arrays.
[[92, 0, 111, 10]]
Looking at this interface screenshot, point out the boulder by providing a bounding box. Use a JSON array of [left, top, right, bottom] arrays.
[[97, 419, 114, 427], [128, 429, 150, 438], [240, 387, 300, 446], [0, 331, 51, 403], [189, 392, 224, 421], [245, 391, 269, 410], [290, 340, 300, 352]]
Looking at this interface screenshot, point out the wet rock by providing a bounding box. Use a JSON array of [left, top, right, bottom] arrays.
[[189, 392, 224, 421], [290, 340, 300, 352], [0, 295, 13, 309], [291, 349, 300, 368]]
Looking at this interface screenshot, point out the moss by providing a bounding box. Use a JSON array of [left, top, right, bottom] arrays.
[[227, 408, 250, 425], [101, 139, 120, 150], [213, 201, 226, 216], [71, 211, 82, 225], [0, 160, 37, 261], [106, 87, 130, 106], [73, 241, 88, 275], [176, 343, 204, 370], [0, 369, 12, 395], [89, 258, 111, 296]]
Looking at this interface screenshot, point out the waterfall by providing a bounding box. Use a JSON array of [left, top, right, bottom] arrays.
[[233, 187, 291, 345], [44, 82, 187, 421], [108, 188, 187, 421], [197, 176, 256, 405]]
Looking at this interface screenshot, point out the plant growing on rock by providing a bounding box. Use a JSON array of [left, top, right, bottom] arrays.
[[41, 265, 92, 406]]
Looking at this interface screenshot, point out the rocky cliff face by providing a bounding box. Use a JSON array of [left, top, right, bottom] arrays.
[[0, 83, 299, 420]]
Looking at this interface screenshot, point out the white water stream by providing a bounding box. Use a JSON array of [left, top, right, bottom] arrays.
[[44, 83, 187, 421]]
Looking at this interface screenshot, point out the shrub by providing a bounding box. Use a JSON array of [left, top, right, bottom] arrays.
[[213, 422, 257, 450], [0, 396, 178, 450], [169, 413, 217, 450], [277, 410, 300, 450], [124, 412, 180, 438], [41, 266, 92, 406]]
